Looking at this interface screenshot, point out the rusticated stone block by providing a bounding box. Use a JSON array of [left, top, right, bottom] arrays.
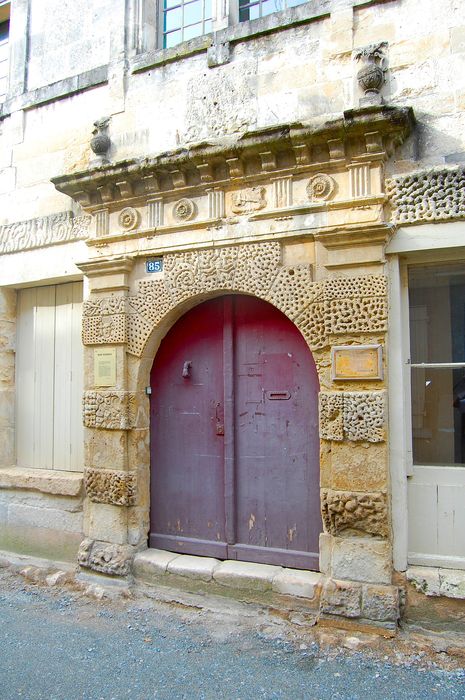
[[386, 166, 465, 225], [83, 391, 136, 430], [319, 391, 386, 443], [78, 538, 133, 576], [321, 489, 389, 538], [320, 578, 362, 618], [84, 468, 136, 506], [362, 584, 399, 622]]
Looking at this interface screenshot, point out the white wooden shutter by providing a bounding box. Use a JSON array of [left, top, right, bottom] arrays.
[[16, 282, 83, 471]]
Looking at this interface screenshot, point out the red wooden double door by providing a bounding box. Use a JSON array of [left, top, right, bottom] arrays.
[[150, 295, 321, 570]]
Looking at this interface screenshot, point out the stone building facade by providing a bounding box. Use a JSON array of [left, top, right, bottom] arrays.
[[0, 0, 464, 629]]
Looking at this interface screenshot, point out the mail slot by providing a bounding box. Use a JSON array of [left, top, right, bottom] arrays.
[[266, 390, 291, 400]]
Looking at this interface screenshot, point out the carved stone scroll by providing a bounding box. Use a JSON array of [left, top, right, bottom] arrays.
[[84, 468, 136, 506], [386, 166, 465, 225], [0, 212, 91, 255], [78, 538, 133, 576], [319, 391, 386, 443], [83, 391, 136, 430], [321, 489, 388, 537]]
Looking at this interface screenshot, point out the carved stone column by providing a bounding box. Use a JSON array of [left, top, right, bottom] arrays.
[[76, 257, 136, 577]]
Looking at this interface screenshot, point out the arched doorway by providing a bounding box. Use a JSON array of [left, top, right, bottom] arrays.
[[149, 295, 321, 570]]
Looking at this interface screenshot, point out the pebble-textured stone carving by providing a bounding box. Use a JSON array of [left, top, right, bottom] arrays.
[[319, 392, 344, 441], [231, 187, 266, 214], [307, 173, 336, 201], [386, 167, 465, 225], [323, 275, 387, 300], [294, 300, 327, 351], [118, 207, 140, 231], [78, 538, 132, 576], [319, 391, 386, 443], [321, 489, 389, 537], [173, 198, 196, 221], [266, 265, 317, 319], [83, 391, 136, 430], [84, 468, 136, 506], [328, 297, 388, 334], [127, 313, 154, 357], [0, 211, 91, 255]]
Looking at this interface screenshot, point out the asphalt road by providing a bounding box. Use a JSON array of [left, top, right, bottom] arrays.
[[0, 574, 464, 700]]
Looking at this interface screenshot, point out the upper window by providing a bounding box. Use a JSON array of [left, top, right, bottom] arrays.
[[409, 264, 465, 467], [0, 1, 9, 101], [238, 0, 306, 22]]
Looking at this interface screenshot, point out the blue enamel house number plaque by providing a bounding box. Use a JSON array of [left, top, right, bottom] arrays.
[[146, 258, 163, 273]]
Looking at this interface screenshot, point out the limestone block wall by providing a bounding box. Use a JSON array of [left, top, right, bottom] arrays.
[[0, 288, 15, 469]]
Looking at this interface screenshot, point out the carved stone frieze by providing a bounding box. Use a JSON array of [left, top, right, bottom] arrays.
[[320, 391, 386, 443], [386, 166, 465, 225], [321, 489, 388, 537], [84, 468, 136, 506], [78, 538, 133, 576], [0, 211, 91, 255], [82, 314, 127, 345], [83, 297, 127, 316], [231, 187, 266, 214], [83, 391, 136, 430]]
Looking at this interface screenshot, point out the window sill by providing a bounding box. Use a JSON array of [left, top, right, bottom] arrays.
[[0, 467, 83, 497], [131, 0, 332, 73]]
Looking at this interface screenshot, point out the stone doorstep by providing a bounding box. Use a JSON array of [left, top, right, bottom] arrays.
[[407, 566, 465, 600], [133, 549, 322, 599], [0, 467, 83, 497]]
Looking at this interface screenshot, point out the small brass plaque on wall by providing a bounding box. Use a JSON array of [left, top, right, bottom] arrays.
[[331, 345, 383, 381], [94, 348, 117, 387]]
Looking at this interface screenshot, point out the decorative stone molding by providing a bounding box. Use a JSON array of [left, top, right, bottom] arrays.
[[0, 211, 91, 255], [231, 187, 266, 214], [83, 391, 136, 430], [78, 244, 386, 356], [307, 173, 336, 201], [321, 489, 389, 537], [319, 391, 386, 443], [84, 468, 136, 506], [173, 198, 196, 221], [386, 166, 465, 225], [78, 538, 133, 576], [118, 207, 140, 231]]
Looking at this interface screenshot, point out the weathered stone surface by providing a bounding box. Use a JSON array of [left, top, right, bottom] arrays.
[[362, 584, 399, 622], [213, 560, 282, 592], [87, 503, 128, 545], [78, 538, 133, 576], [319, 392, 386, 443], [0, 468, 83, 496], [321, 489, 389, 538], [331, 538, 391, 585], [320, 578, 362, 618], [84, 468, 136, 507], [133, 549, 180, 578], [386, 167, 465, 225], [407, 566, 465, 600], [330, 443, 388, 492], [167, 554, 220, 581], [272, 569, 322, 598], [83, 392, 136, 430]]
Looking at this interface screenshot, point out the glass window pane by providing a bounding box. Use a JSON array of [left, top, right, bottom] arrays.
[[164, 29, 182, 48], [164, 0, 181, 9], [183, 22, 203, 40], [164, 7, 182, 32], [409, 265, 465, 363], [184, 0, 202, 25], [204, 19, 212, 32], [287, 0, 307, 6], [204, 0, 212, 20], [411, 366, 465, 466]]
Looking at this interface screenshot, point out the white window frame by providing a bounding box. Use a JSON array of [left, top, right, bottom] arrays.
[[0, 0, 10, 101]]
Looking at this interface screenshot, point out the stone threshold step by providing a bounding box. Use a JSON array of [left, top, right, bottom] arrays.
[[133, 549, 322, 599]]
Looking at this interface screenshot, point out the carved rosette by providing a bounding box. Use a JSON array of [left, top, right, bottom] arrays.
[[78, 538, 133, 576], [118, 207, 140, 231], [173, 198, 196, 221], [307, 173, 335, 201]]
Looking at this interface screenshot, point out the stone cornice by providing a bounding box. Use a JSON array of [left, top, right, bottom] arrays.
[[52, 106, 415, 211]]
